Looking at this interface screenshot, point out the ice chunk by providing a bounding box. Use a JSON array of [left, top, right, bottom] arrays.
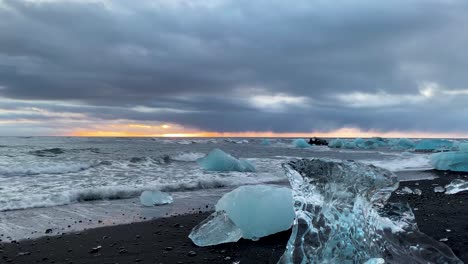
[[216, 185, 294, 240], [197, 148, 256, 172], [395, 186, 414, 195], [430, 151, 468, 172], [459, 142, 468, 152], [415, 139, 453, 152], [189, 185, 294, 246], [392, 138, 415, 150], [279, 159, 461, 264], [434, 186, 445, 193], [328, 139, 344, 148], [261, 139, 271, 145], [445, 179, 468, 194], [139, 191, 173, 206], [188, 211, 243, 246], [343, 141, 357, 149], [293, 139, 310, 148], [413, 188, 422, 195]]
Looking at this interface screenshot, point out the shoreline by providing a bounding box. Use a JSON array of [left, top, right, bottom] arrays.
[[1, 170, 467, 263]]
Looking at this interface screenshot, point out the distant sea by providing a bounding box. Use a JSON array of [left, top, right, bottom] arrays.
[[0, 137, 440, 241]]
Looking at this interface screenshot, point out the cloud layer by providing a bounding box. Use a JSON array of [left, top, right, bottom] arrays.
[[1, 0, 468, 136]]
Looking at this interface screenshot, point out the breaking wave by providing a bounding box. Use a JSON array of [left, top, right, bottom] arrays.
[[0, 162, 99, 176], [0, 174, 286, 212], [361, 153, 432, 172]]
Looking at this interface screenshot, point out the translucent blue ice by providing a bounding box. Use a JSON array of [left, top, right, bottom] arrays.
[[139, 191, 173, 206], [189, 185, 295, 245], [415, 139, 453, 152], [355, 137, 388, 149], [261, 139, 271, 145], [293, 139, 310, 148], [279, 159, 461, 264], [391, 138, 415, 150], [216, 185, 295, 240], [430, 151, 468, 172], [197, 148, 256, 172], [459, 142, 468, 152], [328, 139, 344, 148]]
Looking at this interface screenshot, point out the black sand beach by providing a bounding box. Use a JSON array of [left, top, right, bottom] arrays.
[[1, 171, 467, 264]]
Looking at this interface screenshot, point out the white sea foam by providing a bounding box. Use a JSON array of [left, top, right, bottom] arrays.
[[361, 153, 432, 172], [171, 152, 205, 162], [0, 170, 286, 212], [0, 162, 97, 176]]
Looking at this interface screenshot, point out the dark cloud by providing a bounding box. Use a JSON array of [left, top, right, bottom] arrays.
[[1, 0, 468, 135]]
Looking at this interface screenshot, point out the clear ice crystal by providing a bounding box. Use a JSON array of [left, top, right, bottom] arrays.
[[434, 186, 446, 193], [445, 179, 468, 194], [188, 211, 242, 246], [139, 191, 173, 206], [279, 158, 462, 264], [197, 148, 255, 172]]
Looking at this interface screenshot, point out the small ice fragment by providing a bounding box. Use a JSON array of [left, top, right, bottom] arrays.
[[197, 148, 255, 172], [413, 188, 422, 195], [364, 258, 385, 264], [139, 191, 173, 206], [293, 139, 310, 148], [440, 238, 449, 242], [445, 179, 468, 194], [434, 186, 445, 193], [261, 139, 271, 145], [395, 186, 413, 195], [188, 211, 242, 246], [446, 229, 451, 232]]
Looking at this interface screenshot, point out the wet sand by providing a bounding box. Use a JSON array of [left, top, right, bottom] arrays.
[[1, 171, 467, 263]]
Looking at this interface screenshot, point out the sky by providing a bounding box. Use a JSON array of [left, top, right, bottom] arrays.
[[1, 0, 468, 137]]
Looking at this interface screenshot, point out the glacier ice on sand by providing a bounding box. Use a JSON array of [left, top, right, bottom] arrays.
[[189, 185, 294, 246], [279, 158, 461, 264], [139, 191, 173, 206], [445, 179, 468, 194], [430, 151, 468, 172], [197, 148, 256, 172]]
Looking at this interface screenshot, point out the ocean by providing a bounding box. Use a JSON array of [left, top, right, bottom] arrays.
[[0, 137, 437, 242]]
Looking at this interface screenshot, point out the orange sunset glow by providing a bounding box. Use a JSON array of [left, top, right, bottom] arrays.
[[69, 125, 468, 138]]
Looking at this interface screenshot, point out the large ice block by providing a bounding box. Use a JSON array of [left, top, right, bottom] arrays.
[[328, 139, 344, 148], [216, 185, 295, 240], [293, 139, 310, 148], [189, 185, 295, 246], [430, 151, 468, 172], [415, 139, 453, 152], [279, 159, 461, 264], [139, 191, 173, 206], [392, 138, 415, 150], [197, 148, 256, 172]]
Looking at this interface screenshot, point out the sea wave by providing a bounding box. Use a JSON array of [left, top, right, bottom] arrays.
[[0, 161, 99, 176], [0, 174, 286, 212], [170, 152, 205, 162], [361, 153, 432, 172]]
